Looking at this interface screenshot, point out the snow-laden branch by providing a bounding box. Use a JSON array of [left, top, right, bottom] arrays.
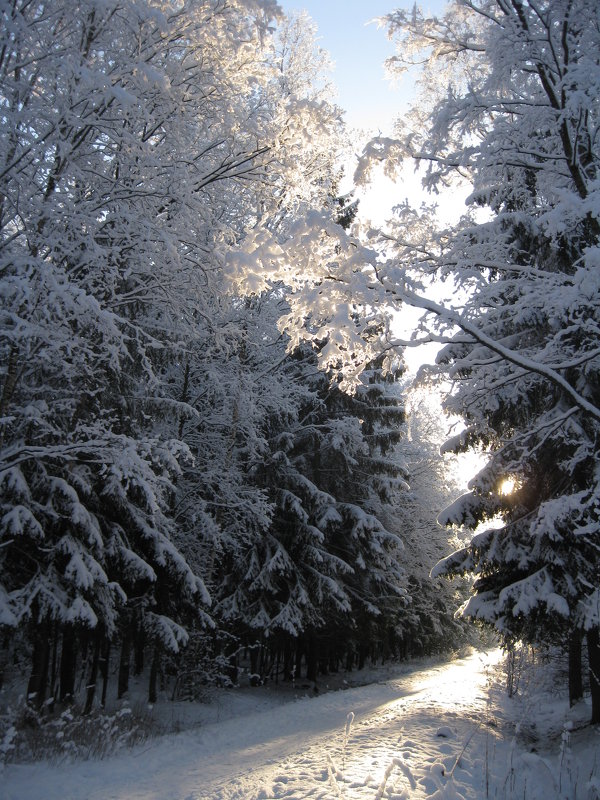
[[385, 281, 600, 423]]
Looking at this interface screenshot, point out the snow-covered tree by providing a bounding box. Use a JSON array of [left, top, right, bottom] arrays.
[[1, 0, 357, 706], [190, 297, 409, 683], [0, 0, 271, 705], [356, 0, 600, 719]]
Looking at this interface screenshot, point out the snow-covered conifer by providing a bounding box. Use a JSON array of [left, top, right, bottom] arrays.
[[365, 0, 600, 719]]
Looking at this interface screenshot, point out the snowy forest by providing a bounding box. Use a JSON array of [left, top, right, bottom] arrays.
[[1, 0, 599, 769]]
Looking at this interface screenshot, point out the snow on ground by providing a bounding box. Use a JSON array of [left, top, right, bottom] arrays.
[[3, 648, 600, 800]]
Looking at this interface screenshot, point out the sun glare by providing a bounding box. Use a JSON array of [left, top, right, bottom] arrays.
[[500, 478, 516, 496]]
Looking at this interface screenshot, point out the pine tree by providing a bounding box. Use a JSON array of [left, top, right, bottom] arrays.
[[362, 0, 600, 719]]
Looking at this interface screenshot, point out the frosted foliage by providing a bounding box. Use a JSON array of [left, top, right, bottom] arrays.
[[195, 300, 408, 641], [1, 0, 413, 704], [0, 0, 312, 651], [225, 213, 394, 390], [347, 0, 600, 653], [144, 613, 189, 654]]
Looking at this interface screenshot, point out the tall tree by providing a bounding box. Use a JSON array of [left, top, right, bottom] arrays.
[[1, 0, 353, 706], [350, 0, 600, 719], [194, 296, 409, 681]]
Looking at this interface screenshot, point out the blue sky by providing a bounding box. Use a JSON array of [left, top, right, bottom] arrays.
[[276, 0, 448, 132], [275, 0, 459, 227]]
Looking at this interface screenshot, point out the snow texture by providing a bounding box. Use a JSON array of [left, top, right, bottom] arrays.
[[4, 649, 599, 800]]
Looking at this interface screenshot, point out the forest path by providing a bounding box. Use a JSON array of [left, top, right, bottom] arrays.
[[3, 649, 522, 800], [201, 649, 504, 800]]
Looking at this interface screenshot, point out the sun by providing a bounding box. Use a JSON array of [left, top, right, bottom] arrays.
[[500, 478, 516, 496]]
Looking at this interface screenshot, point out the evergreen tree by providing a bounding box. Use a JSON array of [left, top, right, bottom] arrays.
[[0, 0, 355, 708], [358, 0, 600, 719]]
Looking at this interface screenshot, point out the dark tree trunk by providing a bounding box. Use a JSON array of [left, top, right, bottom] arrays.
[[134, 624, 145, 676], [568, 629, 583, 706], [381, 636, 390, 665], [0, 633, 10, 692], [83, 633, 101, 715], [49, 627, 58, 710], [306, 634, 318, 683], [250, 644, 259, 686], [587, 626, 600, 724], [283, 639, 294, 681], [118, 636, 130, 699], [27, 628, 51, 709], [259, 641, 268, 681], [274, 647, 280, 685], [295, 639, 303, 681], [398, 636, 408, 661], [328, 646, 339, 674], [358, 643, 368, 671], [148, 647, 159, 704], [100, 639, 111, 708], [60, 628, 77, 703], [228, 651, 239, 685], [345, 647, 354, 672], [318, 652, 328, 676]]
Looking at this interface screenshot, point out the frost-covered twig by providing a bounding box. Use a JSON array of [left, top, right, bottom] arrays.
[[449, 726, 480, 778], [374, 757, 416, 799], [343, 711, 354, 773], [326, 752, 344, 799]]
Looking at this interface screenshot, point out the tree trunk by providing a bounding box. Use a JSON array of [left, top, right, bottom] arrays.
[[305, 634, 318, 683], [0, 633, 10, 691], [134, 624, 145, 676], [228, 651, 239, 685], [250, 644, 259, 687], [587, 626, 600, 724], [83, 633, 101, 715], [148, 647, 159, 704], [60, 628, 77, 703], [259, 641, 268, 681], [358, 642, 368, 671], [283, 639, 294, 681], [568, 629, 583, 706], [318, 651, 328, 676], [27, 629, 50, 709], [49, 628, 58, 710], [295, 639, 303, 682], [274, 647, 280, 686], [118, 636, 130, 699], [100, 639, 111, 708], [345, 647, 354, 672], [328, 648, 339, 674]]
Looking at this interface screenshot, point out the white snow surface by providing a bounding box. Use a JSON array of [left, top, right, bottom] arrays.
[[3, 649, 600, 800]]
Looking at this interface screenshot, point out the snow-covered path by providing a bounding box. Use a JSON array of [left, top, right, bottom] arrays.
[[206, 650, 501, 800], [3, 650, 515, 800], [207, 650, 502, 800]]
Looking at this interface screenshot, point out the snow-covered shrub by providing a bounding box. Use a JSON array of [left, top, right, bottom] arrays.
[[3, 703, 154, 764]]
